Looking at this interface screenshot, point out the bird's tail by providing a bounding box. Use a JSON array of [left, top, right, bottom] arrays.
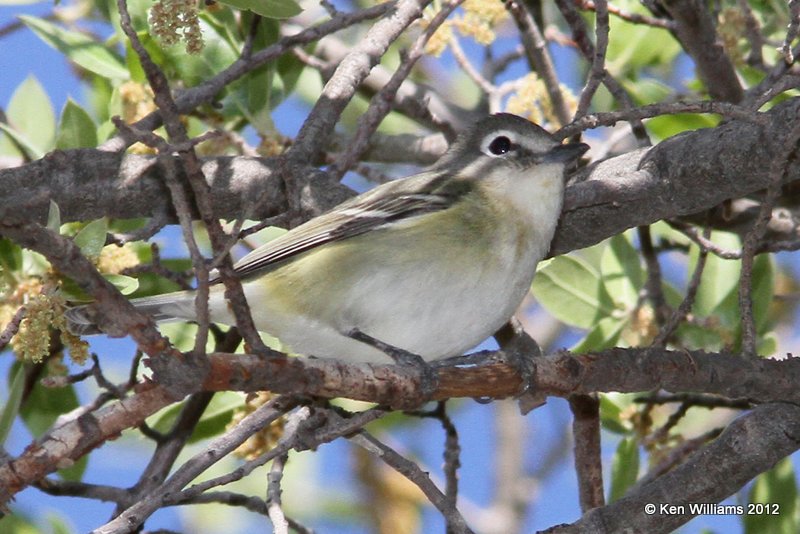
[[65, 291, 197, 336]]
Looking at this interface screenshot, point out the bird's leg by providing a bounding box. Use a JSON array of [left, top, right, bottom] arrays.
[[346, 328, 438, 400]]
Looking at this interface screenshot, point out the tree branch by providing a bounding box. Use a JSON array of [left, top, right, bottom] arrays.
[[542, 403, 800, 533]]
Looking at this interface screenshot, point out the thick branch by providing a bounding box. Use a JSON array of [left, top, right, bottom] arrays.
[[544, 403, 800, 533], [199, 348, 800, 405], [552, 98, 800, 254], [2, 99, 800, 256], [4, 347, 800, 507], [659, 0, 743, 102], [0, 384, 175, 506]]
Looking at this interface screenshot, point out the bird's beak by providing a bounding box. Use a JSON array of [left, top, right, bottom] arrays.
[[542, 142, 590, 165]]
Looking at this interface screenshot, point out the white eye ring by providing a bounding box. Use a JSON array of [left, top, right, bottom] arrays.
[[481, 129, 519, 157]]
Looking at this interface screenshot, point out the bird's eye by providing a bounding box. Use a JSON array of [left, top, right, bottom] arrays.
[[487, 136, 512, 156]]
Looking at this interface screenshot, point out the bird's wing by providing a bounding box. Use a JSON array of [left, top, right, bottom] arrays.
[[222, 171, 464, 281]]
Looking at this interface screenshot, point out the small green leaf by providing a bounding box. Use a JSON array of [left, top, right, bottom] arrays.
[[104, 274, 139, 295], [599, 394, 631, 435], [48, 513, 75, 534], [0, 123, 45, 159], [56, 99, 98, 149], [572, 316, 627, 352], [5, 75, 55, 157], [73, 219, 109, 258], [609, 437, 640, 503], [18, 368, 81, 438], [0, 238, 22, 273], [149, 392, 242, 442], [751, 253, 775, 335], [691, 232, 741, 317], [601, 233, 644, 309], [20, 15, 129, 80], [532, 255, 616, 329], [47, 200, 62, 233], [57, 456, 89, 483], [0, 364, 26, 445], [217, 0, 302, 19], [744, 457, 798, 534], [758, 332, 778, 356]]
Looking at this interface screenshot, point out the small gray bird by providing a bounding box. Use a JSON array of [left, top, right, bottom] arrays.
[[68, 114, 588, 363]]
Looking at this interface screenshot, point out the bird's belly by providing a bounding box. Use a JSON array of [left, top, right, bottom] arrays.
[[240, 251, 536, 363]]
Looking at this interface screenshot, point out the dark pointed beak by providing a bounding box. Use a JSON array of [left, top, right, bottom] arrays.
[[543, 142, 590, 165]]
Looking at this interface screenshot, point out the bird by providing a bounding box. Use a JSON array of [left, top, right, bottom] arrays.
[[67, 114, 588, 364]]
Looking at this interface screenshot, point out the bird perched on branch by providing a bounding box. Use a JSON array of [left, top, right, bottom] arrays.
[[68, 114, 588, 364]]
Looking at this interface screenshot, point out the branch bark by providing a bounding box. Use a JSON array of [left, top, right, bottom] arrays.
[[4, 347, 800, 513], [543, 403, 800, 533], [2, 99, 799, 257]]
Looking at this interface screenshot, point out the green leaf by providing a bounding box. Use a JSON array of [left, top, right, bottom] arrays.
[[20, 15, 129, 80], [56, 99, 98, 149], [601, 233, 644, 309], [0, 123, 45, 160], [572, 315, 627, 352], [609, 437, 639, 503], [0, 513, 39, 534], [48, 514, 75, 534], [5, 75, 55, 157], [18, 368, 80, 438], [217, 0, 302, 19], [57, 455, 89, 483], [599, 394, 631, 435], [758, 331, 778, 356], [47, 200, 62, 233], [744, 457, 798, 534], [225, 17, 277, 131], [73, 219, 109, 258], [691, 232, 742, 317], [0, 238, 22, 273], [0, 364, 26, 445], [751, 253, 775, 335], [104, 274, 140, 295], [606, 10, 680, 77], [532, 255, 616, 329], [149, 392, 242, 442], [646, 113, 719, 142]]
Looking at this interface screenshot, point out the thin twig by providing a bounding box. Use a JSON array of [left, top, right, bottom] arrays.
[[637, 226, 668, 325], [578, 0, 675, 30], [102, 1, 396, 151], [267, 453, 290, 534], [569, 394, 604, 511], [634, 392, 752, 410], [781, 0, 800, 64], [666, 220, 742, 260], [0, 305, 25, 351], [631, 427, 724, 491], [507, 0, 572, 126], [557, 100, 767, 139], [328, 0, 462, 179], [449, 35, 496, 95], [350, 430, 474, 533], [652, 226, 711, 347], [575, 0, 610, 122], [737, 0, 764, 69], [555, 0, 650, 144], [95, 396, 301, 533]]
